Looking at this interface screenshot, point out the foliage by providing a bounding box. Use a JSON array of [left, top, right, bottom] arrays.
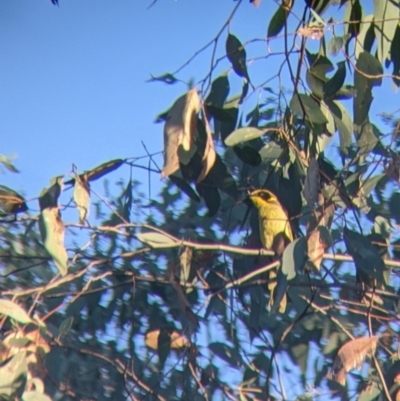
[[2, 0, 400, 400]]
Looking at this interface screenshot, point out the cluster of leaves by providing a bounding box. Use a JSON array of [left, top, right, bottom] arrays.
[[1, 1, 400, 401]]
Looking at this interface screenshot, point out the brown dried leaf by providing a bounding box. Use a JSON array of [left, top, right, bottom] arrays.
[[385, 150, 400, 183], [328, 336, 378, 385], [303, 158, 320, 210], [297, 25, 324, 40], [162, 89, 200, 178], [307, 229, 327, 270], [197, 112, 216, 183]]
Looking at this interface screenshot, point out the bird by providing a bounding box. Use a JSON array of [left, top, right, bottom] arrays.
[[247, 189, 293, 254], [247, 188, 293, 313]]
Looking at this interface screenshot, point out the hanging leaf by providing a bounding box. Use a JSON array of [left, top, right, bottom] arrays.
[[343, 227, 387, 285], [59, 317, 74, 336], [0, 299, 32, 324], [281, 237, 307, 280], [267, 6, 286, 38], [233, 145, 262, 166], [162, 89, 201, 178], [326, 99, 353, 154], [226, 33, 249, 80], [73, 172, 90, 223], [196, 113, 217, 183], [206, 73, 230, 108], [38, 177, 63, 210], [303, 158, 320, 209], [374, 0, 399, 63], [196, 184, 221, 217], [327, 35, 345, 56], [355, 15, 375, 59], [224, 127, 268, 146], [38, 207, 68, 276], [323, 61, 346, 98], [22, 391, 52, 401], [290, 94, 328, 124], [169, 175, 200, 202], [327, 336, 378, 386], [136, 232, 178, 248], [307, 226, 332, 270], [0, 185, 27, 215], [0, 351, 27, 399]]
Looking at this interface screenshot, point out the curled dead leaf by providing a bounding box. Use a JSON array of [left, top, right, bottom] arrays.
[[197, 110, 217, 183], [297, 25, 324, 40], [327, 336, 378, 386], [162, 89, 201, 178]]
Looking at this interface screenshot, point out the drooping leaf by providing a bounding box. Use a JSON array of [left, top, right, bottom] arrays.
[[307, 226, 332, 270], [259, 141, 284, 162], [327, 35, 345, 56], [224, 127, 267, 146], [162, 89, 201, 178], [206, 73, 230, 109], [354, 121, 379, 156], [326, 99, 353, 154], [0, 299, 32, 324], [290, 94, 328, 125], [327, 336, 378, 386], [303, 158, 320, 209], [233, 145, 262, 166], [344, 0, 362, 39], [196, 183, 221, 217], [38, 177, 63, 211], [267, 6, 286, 38], [196, 113, 217, 183], [374, 0, 399, 63], [38, 207, 68, 276], [323, 61, 346, 98], [0, 185, 27, 215], [59, 316, 74, 336], [22, 391, 52, 401], [169, 175, 200, 202], [281, 237, 307, 280], [73, 172, 90, 223], [226, 33, 249, 80], [0, 352, 27, 399], [343, 227, 387, 285], [354, 52, 383, 125], [355, 15, 375, 59]]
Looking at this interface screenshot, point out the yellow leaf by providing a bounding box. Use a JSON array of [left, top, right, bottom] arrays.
[[39, 207, 68, 276]]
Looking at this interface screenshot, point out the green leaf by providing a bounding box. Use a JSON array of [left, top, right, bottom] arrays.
[[391, 25, 400, 87], [196, 184, 220, 217], [259, 141, 284, 163], [206, 73, 230, 107], [169, 175, 200, 202], [38, 177, 63, 210], [327, 36, 344, 56], [239, 79, 249, 104], [22, 391, 52, 401], [226, 33, 249, 80], [343, 227, 387, 285], [344, 0, 362, 39], [267, 6, 286, 38], [205, 105, 236, 123], [59, 316, 73, 336], [0, 185, 27, 215], [73, 172, 90, 223], [0, 299, 32, 324], [355, 15, 375, 59], [157, 329, 171, 368], [0, 154, 19, 173], [136, 232, 177, 247], [374, 0, 399, 63], [0, 352, 27, 399], [209, 342, 241, 366], [355, 122, 379, 156], [323, 61, 346, 98], [224, 127, 267, 146], [326, 99, 353, 154], [233, 146, 262, 166], [147, 72, 178, 85], [306, 69, 325, 98], [310, 8, 326, 26], [281, 237, 307, 280], [389, 192, 400, 224], [39, 207, 68, 276], [290, 94, 328, 124]]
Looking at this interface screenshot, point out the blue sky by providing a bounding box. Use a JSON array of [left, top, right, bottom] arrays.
[[0, 0, 268, 204]]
